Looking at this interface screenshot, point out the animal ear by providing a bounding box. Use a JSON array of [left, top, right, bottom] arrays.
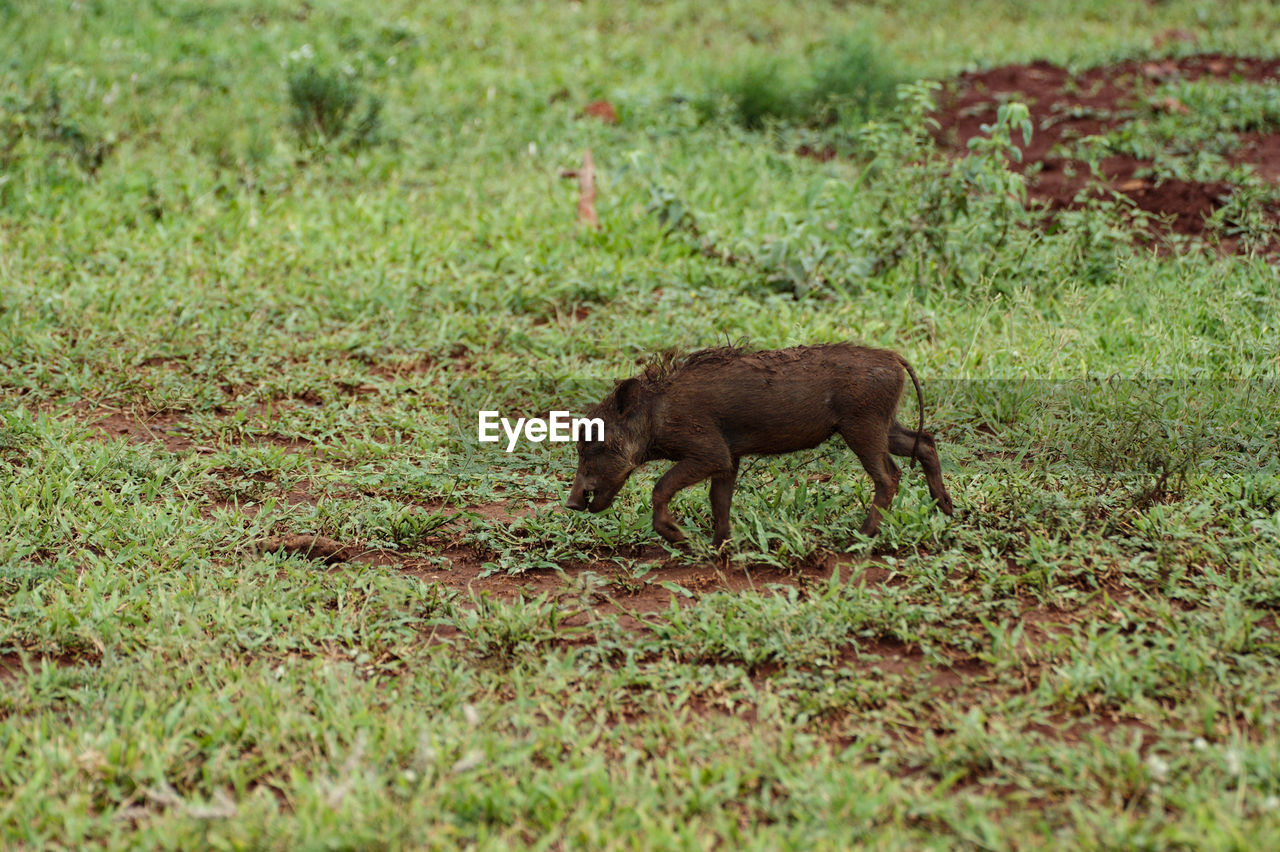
[[613, 377, 642, 417]]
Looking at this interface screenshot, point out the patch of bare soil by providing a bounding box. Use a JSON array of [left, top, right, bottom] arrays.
[[259, 534, 363, 565], [364, 343, 474, 380], [580, 100, 619, 125], [929, 52, 1280, 251], [745, 637, 990, 698], [530, 303, 593, 326], [430, 498, 559, 523], [89, 410, 200, 454], [83, 402, 322, 455], [0, 651, 96, 683], [265, 534, 866, 617], [1026, 713, 1159, 752], [1234, 130, 1280, 182]]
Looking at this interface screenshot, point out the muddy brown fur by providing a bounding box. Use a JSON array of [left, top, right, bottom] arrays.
[[566, 344, 955, 547]]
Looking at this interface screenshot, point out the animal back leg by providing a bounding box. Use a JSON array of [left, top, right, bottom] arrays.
[[840, 424, 897, 536], [889, 422, 954, 516]]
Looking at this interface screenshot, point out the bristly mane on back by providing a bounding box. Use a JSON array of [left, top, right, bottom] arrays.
[[636, 341, 756, 388], [638, 348, 685, 385], [635, 341, 865, 389]]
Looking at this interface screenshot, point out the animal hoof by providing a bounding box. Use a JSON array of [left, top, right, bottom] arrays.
[[655, 524, 686, 544]]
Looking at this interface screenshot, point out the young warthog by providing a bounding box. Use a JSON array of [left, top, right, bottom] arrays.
[[565, 344, 954, 546]]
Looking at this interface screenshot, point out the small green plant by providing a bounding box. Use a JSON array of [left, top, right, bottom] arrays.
[[705, 32, 907, 130], [1207, 181, 1280, 254], [1067, 378, 1217, 505], [0, 84, 114, 177], [1153, 79, 1280, 134], [715, 57, 805, 131], [806, 33, 907, 126], [286, 63, 382, 151], [860, 91, 1037, 287]]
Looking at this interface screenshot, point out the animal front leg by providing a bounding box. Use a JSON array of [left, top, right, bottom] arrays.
[[709, 457, 740, 548], [651, 460, 713, 544]]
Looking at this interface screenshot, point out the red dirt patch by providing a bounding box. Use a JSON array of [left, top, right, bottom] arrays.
[[581, 100, 619, 125], [1026, 713, 1159, 752], [88, 410, 201, 454], [408, 497, 558, 525], [0, 651, 96, 683], [260, 534, 359, 565], [84, 405, 314, 455], [264, 533, 899, 619], [929, 52, 1280, 251], [365, 344, 473, 380], [1233, 130, 1280, 182], [259, 531, 948, 654], [795, 144, 837, 162]]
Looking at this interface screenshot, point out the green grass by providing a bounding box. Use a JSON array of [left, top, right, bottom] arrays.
[[702, 32, 908, 130], [3, 0, 1280, 848]]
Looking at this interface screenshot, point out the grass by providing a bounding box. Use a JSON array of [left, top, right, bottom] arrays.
[[702, 32, 907, 130], [3, 0, 1280, 848]]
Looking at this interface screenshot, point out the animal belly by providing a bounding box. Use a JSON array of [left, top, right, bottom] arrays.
[[723, 420, 834, 456]]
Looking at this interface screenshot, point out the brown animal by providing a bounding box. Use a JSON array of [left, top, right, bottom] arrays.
[[565, 344, 954, 546]]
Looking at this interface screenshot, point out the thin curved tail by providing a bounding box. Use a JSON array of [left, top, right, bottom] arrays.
[[899, 356, 925, 468]]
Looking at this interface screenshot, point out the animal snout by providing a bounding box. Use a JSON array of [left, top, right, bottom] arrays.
[[566, 480, 593, 511]]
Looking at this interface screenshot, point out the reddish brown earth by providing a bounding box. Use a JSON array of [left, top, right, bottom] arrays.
[[90, 410, 201, 454], [581, 99, 619, 125], [262, 532, 866, 618], [928, 52, 1280, 251], [86, 405, 313, 455]]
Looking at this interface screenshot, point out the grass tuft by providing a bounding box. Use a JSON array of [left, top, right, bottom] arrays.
[[286, 64, 382, 152], [705, 32, 908, 130]]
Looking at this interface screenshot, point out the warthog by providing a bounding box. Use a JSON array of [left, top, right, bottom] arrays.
[[565, 344, 954, 546]]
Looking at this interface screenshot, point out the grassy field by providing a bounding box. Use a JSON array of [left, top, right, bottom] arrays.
[[4, 1, 1280, 848]]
